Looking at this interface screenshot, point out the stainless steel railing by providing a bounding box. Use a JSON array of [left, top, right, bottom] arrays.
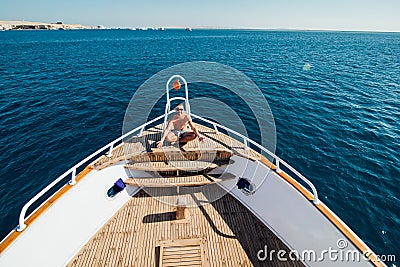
[[16, 112, 319, 232]]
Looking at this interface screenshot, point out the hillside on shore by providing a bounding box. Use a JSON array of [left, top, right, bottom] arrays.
[[0, 20, 94, 30]]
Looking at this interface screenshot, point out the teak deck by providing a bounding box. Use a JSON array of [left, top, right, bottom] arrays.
[[68, 189, 304, 267], [69, 123, 303, 266]]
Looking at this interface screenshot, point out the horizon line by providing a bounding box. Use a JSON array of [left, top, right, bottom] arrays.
[[161, 27, 400, 33]]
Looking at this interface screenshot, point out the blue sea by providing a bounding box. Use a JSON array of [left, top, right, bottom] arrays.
[[0, 29, 399, 264]]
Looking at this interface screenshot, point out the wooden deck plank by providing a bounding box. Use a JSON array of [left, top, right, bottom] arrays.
[[125, 160, 218, 172], [124, 175, 224, 187], [127, 199, 142, 266]]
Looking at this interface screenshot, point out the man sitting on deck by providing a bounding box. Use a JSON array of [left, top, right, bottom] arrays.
[[157, 103, 204, 148]]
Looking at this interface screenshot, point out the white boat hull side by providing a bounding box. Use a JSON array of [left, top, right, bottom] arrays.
[[0, 163, 140, 267], [219, 156, 373, 266]]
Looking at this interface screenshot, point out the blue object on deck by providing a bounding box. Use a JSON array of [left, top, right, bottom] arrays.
[[107, 178, 126, 198]]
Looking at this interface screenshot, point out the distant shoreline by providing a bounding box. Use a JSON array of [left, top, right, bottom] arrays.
[[1, 21, 399, 33], [0, 20, 95, 30]]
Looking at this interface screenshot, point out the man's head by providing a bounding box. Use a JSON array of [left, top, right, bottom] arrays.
[[175, 104, 184, 113]]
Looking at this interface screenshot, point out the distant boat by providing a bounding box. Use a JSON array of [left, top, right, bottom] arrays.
[[185, 27, 192, 31]]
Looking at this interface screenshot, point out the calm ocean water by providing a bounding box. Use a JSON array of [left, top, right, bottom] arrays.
[[0, 29, 399, 264]]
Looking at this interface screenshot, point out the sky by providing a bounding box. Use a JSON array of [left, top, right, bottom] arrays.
[[1, 0, 399, 32]]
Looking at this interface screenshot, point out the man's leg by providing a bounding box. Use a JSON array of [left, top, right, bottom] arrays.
[[179, 132, 196, 143], [165, 132, 179, 143]]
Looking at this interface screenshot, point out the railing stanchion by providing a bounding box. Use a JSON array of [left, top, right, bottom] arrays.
[[313, 194, 320, 205], [138, 126, 144, 137], [213, 123, 219, 134], [69, 168, 77, 185], [244, 138, 249, 150], [106, 144, 114, 158], [16, 222, 26, 232], [275, 159, 282, 173]]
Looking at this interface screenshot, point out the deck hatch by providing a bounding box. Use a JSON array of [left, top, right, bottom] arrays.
[[159, 238, 204, 267]]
